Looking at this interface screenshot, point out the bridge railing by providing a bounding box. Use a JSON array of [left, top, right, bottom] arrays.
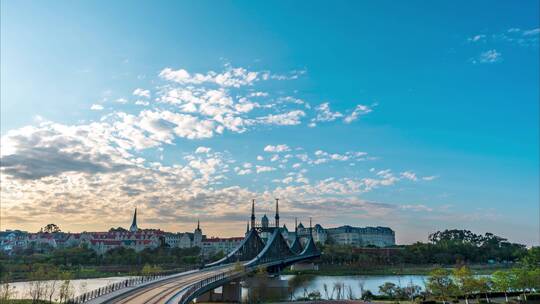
[[178, 269, 242, 304], [66, 265, 199, 304]]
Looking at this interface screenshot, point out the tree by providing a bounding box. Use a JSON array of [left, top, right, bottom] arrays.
[[0, 282, 17, 301], [361, 289, 374, 300], [58, 272, 74, 304], [45, 266, 60, 303], [42, 223, 61, 233], [400, 283, 422, 301], [452, 266, 476, 304], [28, 266, 48, 303], [426, 268, 457, 304], [378, 282, 398, 298], [475, 277, 492, 303], [492, 270, 514, 302], [522, 247, 540, 268]]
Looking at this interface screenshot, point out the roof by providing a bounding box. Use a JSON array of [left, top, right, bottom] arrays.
[[203, 237, 244, 243]]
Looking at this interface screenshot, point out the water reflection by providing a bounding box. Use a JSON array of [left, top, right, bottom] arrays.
[[241, 274, 429, 302]]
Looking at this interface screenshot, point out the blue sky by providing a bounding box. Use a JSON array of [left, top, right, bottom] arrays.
[[1, 1, 538, 245]]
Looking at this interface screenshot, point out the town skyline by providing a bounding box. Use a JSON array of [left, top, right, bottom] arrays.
[[1, 1, 539, 246]]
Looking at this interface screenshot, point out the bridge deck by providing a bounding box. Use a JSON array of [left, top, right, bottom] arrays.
[[85, 266, 232, 304]]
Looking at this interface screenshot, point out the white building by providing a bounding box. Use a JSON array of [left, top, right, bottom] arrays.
[[201, 237, 244, 256], [311, 224, 395, 247]]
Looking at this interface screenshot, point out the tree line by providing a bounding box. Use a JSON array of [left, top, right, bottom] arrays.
[[319, 229, 528, 266], [0, 244, 207, 282]]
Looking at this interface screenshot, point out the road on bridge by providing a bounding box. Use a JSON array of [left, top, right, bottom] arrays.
[[98, 265, 234, 304]]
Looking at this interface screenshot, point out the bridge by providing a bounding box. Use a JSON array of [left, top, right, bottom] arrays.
[[73, 200, 320, 304]]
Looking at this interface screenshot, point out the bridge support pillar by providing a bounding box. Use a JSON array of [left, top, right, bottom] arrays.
[[196, 280, 241, 303], [290, 262, 318, 271], [221, 280, 241, 302]]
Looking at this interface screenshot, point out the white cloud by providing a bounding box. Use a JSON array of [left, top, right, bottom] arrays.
[[249, 92, 268, 97], [135, 100, 150, 106], [195, 146, 211, 154], [312, 102, 343, 122], [256, 155, 264, 161], [256, 165, 276, 173], [115, 98, 128, 104], [236, 168, 252, 175], [468, 34, 486, 43], [523, 28, 540, 36], [133, 88, 151, 98], [255, 110, 305, 126], [477, 49, 502, 64], [264, 144, 291, 153], [159, 66, 259, 88], [344, 104, 373, 123], [400, 204, 433, 212], [400, 171, 418, 181], [422, 175, 438, 181], [91, 104, 104, 111]]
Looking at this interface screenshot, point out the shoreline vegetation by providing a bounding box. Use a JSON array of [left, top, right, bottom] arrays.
[[284, 263, 512, 276]]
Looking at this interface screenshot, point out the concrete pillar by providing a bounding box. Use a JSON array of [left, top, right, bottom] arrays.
[[221, 280, 241, 302], [290, 262, 318, 271]]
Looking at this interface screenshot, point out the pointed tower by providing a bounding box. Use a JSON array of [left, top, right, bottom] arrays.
[[246, 221, 250, 234], [194, 219, 202, 247], [129, 208, 138, 232], [250, 199, 256, 229], [274, 198, 280, 228], [309, 217, 313, 238]]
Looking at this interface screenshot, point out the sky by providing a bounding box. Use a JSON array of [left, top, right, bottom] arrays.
[[1, 0, 538, 245]]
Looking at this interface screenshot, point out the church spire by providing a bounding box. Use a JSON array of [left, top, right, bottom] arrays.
[[246, 221, 250, 233], [275, 198, 280, 228], [250, 199, 256, 229], [295, 217, 298, 233], [197, 219, 200, 230], [129, 208, 138, 232]]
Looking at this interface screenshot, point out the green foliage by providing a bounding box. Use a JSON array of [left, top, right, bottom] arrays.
[[41, 224, 61, 233], [379, 282, 398, 297], [452, 266, 477, 301], [141, 264, 163, 275], [522, 246, 540, 268], [1, 243, 201, 281], [491, 270, 513, 294], [50, 246, 98, 266], [426, 268, 457, 303], [320, 229, 527, 266]]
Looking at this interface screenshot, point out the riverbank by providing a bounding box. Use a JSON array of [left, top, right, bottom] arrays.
[[283, 263, 510, 276]]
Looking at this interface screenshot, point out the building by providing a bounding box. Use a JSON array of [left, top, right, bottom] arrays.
[[312, 224, 395, 247], [164, 220, 204, 249], [0, 209, 200, 255], [201, 237, 244, 256]]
